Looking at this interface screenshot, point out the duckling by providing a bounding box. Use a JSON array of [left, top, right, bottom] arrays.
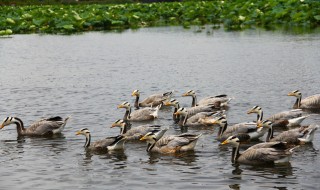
[[117, 101, 161, 121], [111, 119, 167, 141], [182, 90, 232, 107], [132, 89, 173, 109], [288, 90, 320, 109], [75, 128, 126, 151], [140, 131, 202, 154], [0, 116, 69, 136], [221, 135, 296, 165]]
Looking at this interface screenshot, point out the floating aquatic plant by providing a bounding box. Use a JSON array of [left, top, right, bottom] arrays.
[[0, 0, 319, 34]]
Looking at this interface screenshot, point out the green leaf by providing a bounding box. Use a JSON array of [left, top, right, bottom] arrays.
[[314, 15, 320, 21], [63, 25, 74, 30]]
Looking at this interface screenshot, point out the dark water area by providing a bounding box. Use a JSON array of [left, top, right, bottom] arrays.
[[0, 26, 320, 189]]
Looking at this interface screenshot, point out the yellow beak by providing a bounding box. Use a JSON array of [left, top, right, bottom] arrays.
[[140, 136, 146, 141], [164, 102, 171, 106], [221, 140, 228, 145], [117, 105, 123, 109], [182, 93, 188, 97], [257, 123, 263, 128], [111, 123, 117, 128], [75, 131, 81, 135], [247, 110, 253, 114], [287, 92, 294, 96], [0, 124, 4, 129]]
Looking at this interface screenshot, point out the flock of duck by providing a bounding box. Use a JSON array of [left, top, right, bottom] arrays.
[[1, 89, 320, 165]]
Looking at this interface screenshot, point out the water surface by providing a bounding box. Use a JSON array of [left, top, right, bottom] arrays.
[[0, 26, 320, 190]]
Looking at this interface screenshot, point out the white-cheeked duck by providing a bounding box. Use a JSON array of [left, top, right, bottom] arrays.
[[0, 116, 70, 136], [247, 105, 309, 128], [288, 90, 320, 109], [182, 90, 232, 108], [117, 101, 161, 122], [111, 119, 168, 141], [140, 131, 202, 154], [132, 89, 173, 109], [76, 128, 126, 151]]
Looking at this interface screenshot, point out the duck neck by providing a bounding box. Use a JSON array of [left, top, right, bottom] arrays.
[[120, 124, 128, 135], [178, 115, 185, 126], [173, 104, 180, 122], [294, 96, 302, 108], [266, 127, 274, 142], [192, 95, 197, 107], [218, 122, 227, 137], [84, 133, 91, 147], [231, 144, 240, 163], [146, 138, 157, 152], [134, 95, 140, 109], [13, 117, 25, 136], [124, 107, 131, 120], [257, 111, 263, 123], [182, 114, 189, 126]]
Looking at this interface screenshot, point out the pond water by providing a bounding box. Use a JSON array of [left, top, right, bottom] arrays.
[[0, 26, 320, 190]]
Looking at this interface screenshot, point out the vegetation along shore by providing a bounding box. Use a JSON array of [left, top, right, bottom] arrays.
[[0, 0, 320, 35]]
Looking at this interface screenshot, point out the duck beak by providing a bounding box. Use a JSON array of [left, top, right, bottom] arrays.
[[111, 123, 117, 128], [164, 101, 171, 106], [173, 112, 180, 116], [287, 92, 294, 96], [257, 123, 263, 128], [75, 131, 81, 135], [221, 140, 228, 145], [0, 123, 4, 129], [211, 120, 219, 125], [182, 93, 188, 97], [247, 110, 253, 114], [117, 105, 123, 109], [140, 136, 146, 141]]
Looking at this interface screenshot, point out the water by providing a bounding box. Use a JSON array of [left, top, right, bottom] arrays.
[[0, 26, 320, 190]]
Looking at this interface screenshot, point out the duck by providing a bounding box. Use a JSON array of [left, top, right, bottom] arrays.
[[221, 135, 295, 165], [258, 120, 319, 145], [247, 105, 309, 127], [132, 89, 173, 109], [76, 128, 126, 151], [288, 90, 320, 109], [0, 116, 70, 136], [182, 90, 232, 107], [110, 119, 168, 141], [174, 107, 223, 127], [228, 133, 295, 150], [210, 116, 267, 142], [139, 131, 202, 154], [117, 101, 161, 121], [164, 99, 218, 123]]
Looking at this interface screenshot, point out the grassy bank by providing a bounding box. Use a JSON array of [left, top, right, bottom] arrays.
[[1, 0, 320, 35]]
